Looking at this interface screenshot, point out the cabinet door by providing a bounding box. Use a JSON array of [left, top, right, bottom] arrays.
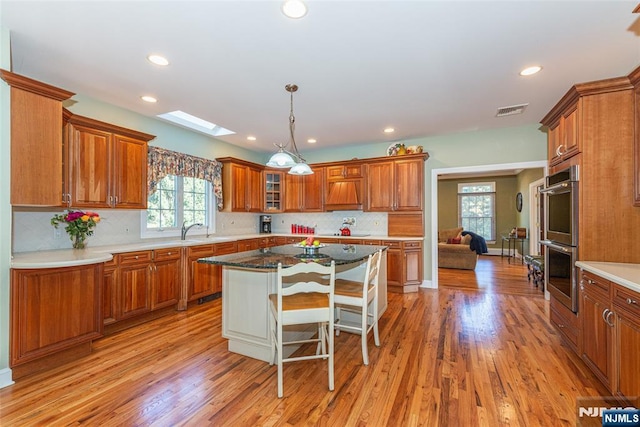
[[302, 168, 324, 212], [67, 124, 112, 208], [10, 264, 103, 367], [152, 259, 181, 309], [230, 164, 248, 211], [264, 171, 284, 212], [103, 263, 118, 325], [3, 73, 72, 207], [394, 159, 423, 211], [284, 174, 303, 212], [384, 244, 403, 289], [404, 247, 423, 285], [247, 166, 263, 212], [188, 245, 216, 301], [580, 283, 612, 388], [561, 105, 579, 158], [113, 134, 148, 209], [614, 309, 640, 399], [367, 162, 394, 211], [547, 122, 562, 166], [119, 263, 152, 319]]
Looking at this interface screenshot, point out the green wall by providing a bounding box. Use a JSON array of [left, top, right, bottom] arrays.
[[1, 25, 14, 387]]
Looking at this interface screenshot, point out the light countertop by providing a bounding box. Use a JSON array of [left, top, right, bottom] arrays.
[[575, 261, 640, 293], [11, 234, 421, 269]]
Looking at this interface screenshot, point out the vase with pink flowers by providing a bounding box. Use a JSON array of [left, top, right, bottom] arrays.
[[51, 210, 101, 249]]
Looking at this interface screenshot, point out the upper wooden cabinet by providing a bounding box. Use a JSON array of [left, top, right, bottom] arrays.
[[285, 167, 324, 212], [366, 157, 424, 212], [64, 114, 154, 209], [544, 101, 579, 167], [0, 70, 75, 206], [324, 164, 364, 211], [264, 170, 285, 212], [219, 158, 263, 212]]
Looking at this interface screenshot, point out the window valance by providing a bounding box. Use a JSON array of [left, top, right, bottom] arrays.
[[147, 146, 223, 210]]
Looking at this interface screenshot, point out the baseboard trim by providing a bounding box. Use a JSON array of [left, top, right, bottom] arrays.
[[0, 368, 14, 389], [420, 279, 436, 289]]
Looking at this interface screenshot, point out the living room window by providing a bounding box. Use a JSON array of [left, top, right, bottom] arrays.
[[458, 182, 496, 242], [141, 174, 213, 238]]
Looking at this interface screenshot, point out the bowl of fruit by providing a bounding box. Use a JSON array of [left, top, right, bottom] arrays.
[[294, 236, 326, 256]]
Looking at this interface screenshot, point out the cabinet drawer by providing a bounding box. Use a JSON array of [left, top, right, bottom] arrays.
[[215, 241, 238, 255], [581, 271, 611, 297], [154, 247, 181, 261], [550, 306, 579, 348], [404, 240, 422, 249], [188, 244, 215, 257], [362, 240, 382, 246], [613, 284, 640, 317], [550, 296, 579, 348], [117, 251, 152, 265], [382, 240, 401, 249]]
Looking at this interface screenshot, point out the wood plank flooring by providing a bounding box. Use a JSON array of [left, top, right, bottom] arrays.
[[0, 256, 608, 426]]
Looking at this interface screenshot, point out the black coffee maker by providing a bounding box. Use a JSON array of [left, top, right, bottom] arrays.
[[259, 215, 272, 234]]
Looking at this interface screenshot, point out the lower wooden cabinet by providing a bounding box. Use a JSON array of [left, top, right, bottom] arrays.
[[612, 283, 640, 400], [113, 248, 181, 322], [151, 248, 181, 310], [579, 271, 613, 389], [576, 269, 640, 402], [186, 244, 216, 302], [382, 240, 422, 293], [103, 258, 118, 325], [10, 264, 103, 368]]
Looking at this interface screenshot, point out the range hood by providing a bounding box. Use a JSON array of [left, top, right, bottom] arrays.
[[325, 181, 363, 211]]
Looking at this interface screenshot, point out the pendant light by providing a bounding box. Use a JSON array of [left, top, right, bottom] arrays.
[[266, 84, 313, 175]]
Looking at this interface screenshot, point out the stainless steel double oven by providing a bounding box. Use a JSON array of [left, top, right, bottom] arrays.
[[540, 165, 579, 312]]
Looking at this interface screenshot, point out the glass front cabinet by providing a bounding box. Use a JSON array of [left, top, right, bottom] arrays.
[[264, 170, 284, 212]]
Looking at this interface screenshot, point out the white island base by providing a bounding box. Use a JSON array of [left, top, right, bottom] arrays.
[[221, 253, 388, 362]]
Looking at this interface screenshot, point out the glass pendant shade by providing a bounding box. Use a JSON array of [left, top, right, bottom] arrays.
[[288, 161, 313, 175], [266, 150, 296, 168]]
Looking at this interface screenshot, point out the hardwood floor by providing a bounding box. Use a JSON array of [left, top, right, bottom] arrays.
[[0, 256, 608, 426]]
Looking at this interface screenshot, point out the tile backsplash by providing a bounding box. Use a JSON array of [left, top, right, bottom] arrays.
[[12, 209, 388, 253]]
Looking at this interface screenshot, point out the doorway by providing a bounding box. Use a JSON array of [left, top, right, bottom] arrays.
[[430, 160, 548, 289]]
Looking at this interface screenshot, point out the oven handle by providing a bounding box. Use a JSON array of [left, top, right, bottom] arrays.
[[540, 182, 572, 195], [541, 240, 575, 253]]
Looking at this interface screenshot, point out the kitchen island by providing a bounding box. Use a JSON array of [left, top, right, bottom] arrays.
[[199, 244, 387, 362]]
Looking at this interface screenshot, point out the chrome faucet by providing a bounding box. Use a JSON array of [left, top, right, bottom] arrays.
[[181, 222, 203, 240]]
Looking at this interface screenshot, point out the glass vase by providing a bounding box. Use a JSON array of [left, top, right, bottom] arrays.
[[72, 234, 87, 250]]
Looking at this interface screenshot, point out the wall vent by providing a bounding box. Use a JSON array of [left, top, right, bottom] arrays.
[[496, 103, 529, 117]]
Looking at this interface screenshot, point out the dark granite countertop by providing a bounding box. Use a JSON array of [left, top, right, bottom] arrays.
[[198, 244, 387, 269]]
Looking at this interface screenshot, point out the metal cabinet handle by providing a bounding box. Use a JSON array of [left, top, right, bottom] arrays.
[[602, 308, 609, 322], [135, 255, 139, 260], [605, 310, 615, 328], [556, 144, 565, 157], [627, 298, 638, 305]]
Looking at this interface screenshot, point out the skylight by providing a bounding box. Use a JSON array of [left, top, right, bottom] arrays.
[[157, 110, 235, 137]]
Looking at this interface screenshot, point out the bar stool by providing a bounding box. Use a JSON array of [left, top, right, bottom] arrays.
[[268, 261, 336, 398], [334, 249, 382, 365]]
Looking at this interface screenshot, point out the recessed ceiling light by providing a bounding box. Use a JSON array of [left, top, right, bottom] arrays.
[[247, 136, 257, 141], [141, 95, 157, 103], [384, 127, 395, 133], [157, 110, 235, 137], [307, 138, 316, 144], [147, 54, 169, 66], [282, 0, 307, 19], [520, 66, 542, 76]]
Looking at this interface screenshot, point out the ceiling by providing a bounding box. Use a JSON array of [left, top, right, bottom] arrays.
[[2, 1, 640, 155]]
